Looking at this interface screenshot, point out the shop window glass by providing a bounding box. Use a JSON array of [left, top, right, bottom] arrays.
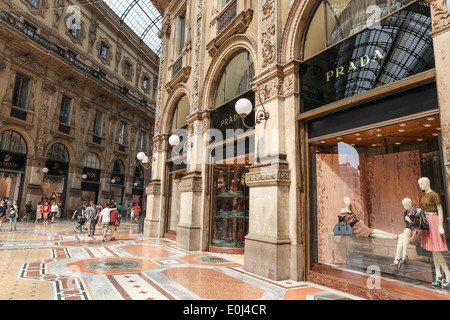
[[47, 143, 69, 163], [93, 111, 102, 137], [300, 0, 433, 112], [303, 0, 418, 60], [309, 115, 448, 285], [170, 95, 189, 133], [59, 95, 72, 125], [214, 51, 254, 108], [177, 10, 186, 56], [113, 159, 125, 174], [12, 73, 31, 109], [84, 153, 101, 169], [211, 165, 249, 249], [0, 131, 27, 154]]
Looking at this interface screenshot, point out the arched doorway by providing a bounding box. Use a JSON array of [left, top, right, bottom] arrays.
[[43, 143, 70, 217], [0, 130, 28, 206], [165, 94, 189, 237], [110, 159, 125, 205], [209, 50, 256, 253], [82, 152, 102, 204]]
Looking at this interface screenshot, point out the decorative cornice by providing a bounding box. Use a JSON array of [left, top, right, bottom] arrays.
[[165, 66, 191, 94], [206, 8, 254, 57], [426, 0, 450, 34]]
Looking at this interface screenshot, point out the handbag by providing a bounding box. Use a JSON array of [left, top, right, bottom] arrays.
[[408, 229, 422, 246], [9, 212, 16, 219], [410, 209, 429, 231], [333, 222, 353, 236]]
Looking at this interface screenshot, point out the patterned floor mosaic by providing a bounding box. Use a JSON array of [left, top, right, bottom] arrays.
[[0, 219, 363, 300]]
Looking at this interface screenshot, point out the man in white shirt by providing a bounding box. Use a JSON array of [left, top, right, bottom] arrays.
[[97, 204, 112, 242]]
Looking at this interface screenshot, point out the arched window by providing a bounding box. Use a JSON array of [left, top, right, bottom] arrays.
[[214, 51, 254, 108], [303, 0, 416, 60], [84, 153, 101, 169], [113, 159, 125, 174], [170, 95, 189, 133], [0, 131, 27, 154], [47, 143, 69, 163]]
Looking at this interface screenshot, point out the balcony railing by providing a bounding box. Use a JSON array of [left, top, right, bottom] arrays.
[[0, 9, 156, 116], [218, 0, 237, 34]]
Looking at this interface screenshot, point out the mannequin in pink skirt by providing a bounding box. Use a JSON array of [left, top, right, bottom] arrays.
[[417, 177, 450, 288]]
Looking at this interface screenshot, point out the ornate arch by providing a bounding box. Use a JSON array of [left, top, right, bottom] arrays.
[[82, 149, 104, 170], [280, 0, 318, 62], [161, 83, 191, 134], [43, 139, 74, 164], [200, 34, 258, 111], [0, 125, 34, 155]]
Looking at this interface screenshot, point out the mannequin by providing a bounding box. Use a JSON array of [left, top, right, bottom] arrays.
[[392, 198, 416, 267], [338, 197, 398, 240], [417, 177, 450, 288]]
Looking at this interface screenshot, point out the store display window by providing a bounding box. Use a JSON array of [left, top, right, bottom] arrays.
[[309, 114, 449, 286], [211, 164, 249, 249]]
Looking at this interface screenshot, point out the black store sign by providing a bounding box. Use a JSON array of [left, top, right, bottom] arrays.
[[211, 90, 255, 138], [0, 151, 26, 171], [45, 160, 69, 176], [83, 167, 100, 183], [300, 0, 433, 113], [111, 173, 125, 186]]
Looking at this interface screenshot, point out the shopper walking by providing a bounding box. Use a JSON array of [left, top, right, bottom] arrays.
[[8, 200, 19, 232], [0, 200, 7, 231], [72, 202, 85, 233], [22, 200, 32, 223], [109, 205, 120, 241], [35, 202, 43, 223], [97, 204, 112, 242], [84, 201, 98, 237], [50, 201, 59, 224], [132, 204, 141, 223], [43, 202, 50, 224]]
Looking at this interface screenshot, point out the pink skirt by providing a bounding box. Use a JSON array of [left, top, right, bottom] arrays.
[[421, 215, 448, 252]]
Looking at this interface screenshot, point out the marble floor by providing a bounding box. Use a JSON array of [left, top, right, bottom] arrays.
[[0, 219, 363, 301]]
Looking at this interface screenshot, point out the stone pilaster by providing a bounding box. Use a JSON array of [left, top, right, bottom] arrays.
[[244, 154, 292, 280], [176, 172, 203, 251], [427, 0, 450, 222]]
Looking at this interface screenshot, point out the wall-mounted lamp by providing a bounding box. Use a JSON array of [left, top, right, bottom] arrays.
[[169, 134, 193, 156], [82, 174, 88, 180], [111, 178, 116, 184], [137, 151, 154, 169], [235, 90, 270, 129], [42, 167, 49, 174]]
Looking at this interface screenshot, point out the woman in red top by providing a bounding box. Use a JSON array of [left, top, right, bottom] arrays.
[[132, 205, 141, 223], [43, 202, 51, 225]]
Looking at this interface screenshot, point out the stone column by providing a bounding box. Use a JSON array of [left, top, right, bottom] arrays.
[[427, 0, 450, 227], [175, 113, 204, 251], [144, 134, 167, 237]]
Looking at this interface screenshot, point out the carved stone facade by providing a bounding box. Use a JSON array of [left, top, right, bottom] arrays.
[[0, 0, 157, 217]]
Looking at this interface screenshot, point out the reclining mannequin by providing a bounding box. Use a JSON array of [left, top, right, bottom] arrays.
[[338, 197, 398, 240]]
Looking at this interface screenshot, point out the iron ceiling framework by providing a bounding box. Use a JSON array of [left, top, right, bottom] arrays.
[[102, 0, 162, 56]]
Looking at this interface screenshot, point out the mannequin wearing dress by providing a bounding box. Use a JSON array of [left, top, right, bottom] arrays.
[[338, 197, 398, 240], [392, 198, 415, 267], [417, 177, 450, 288]]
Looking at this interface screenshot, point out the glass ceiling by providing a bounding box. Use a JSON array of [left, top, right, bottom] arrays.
[[102, 0, 162, 56]]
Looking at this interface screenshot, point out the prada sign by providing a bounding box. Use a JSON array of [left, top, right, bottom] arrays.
[[300, 0, 434, 113], [326, 50, 385, 83]]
